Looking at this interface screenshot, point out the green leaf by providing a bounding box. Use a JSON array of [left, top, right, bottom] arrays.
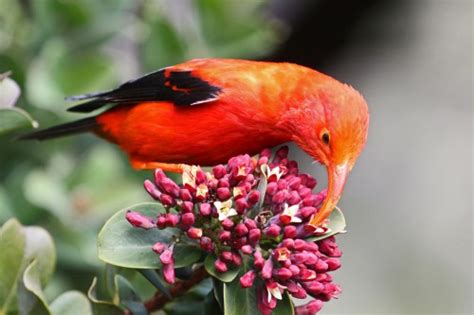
[[22, 226, 56, 286], [163, 278, 213, 315], [272, 293, 294, 315], [138, 269, 171, 299], [305, 207, 347, 242], [22, 260, 50, 315], [50, 291, 92, 315], [0, 219, 25, 313], [0, 108, 38, 136], [223, 273, 256, 315], [201, 291, 222, 315], [98, 202, 177, 269], [87, 277, 123, 315], [173, 243, 203, 268], [114, 275, 148, 315], [204, 254, 240, 283]]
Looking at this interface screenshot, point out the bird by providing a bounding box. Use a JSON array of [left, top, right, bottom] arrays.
[[19, 58, 369, 229]]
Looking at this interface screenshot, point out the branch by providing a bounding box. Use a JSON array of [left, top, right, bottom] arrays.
[[144, 266, 209, 313]]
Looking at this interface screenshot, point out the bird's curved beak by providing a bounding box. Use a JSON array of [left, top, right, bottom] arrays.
[[307, 162, 350, 229]]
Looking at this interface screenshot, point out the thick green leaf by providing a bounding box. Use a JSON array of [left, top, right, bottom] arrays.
[[138, 269, 171, 299], [272, 293, 294, 315], [305, 207, 347, 242], [114, 275, 148, 315], [87, 277, 123, 315], [21, 260, 50, 315], [173, 243, 203, 268], [204, 254, 240, 283], [50, 291, 92, 315], [22, 226, 56, 286], [0, 108, 38, 136], [223, 273, 256, 315], [98, 203, 177, 269], [163, 278, 213, 315], [0, 219, 25, 313], [201, 291, 223, 315]]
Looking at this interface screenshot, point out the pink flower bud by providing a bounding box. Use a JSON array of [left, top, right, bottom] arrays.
[[234, 223, 249, 237], [154, 169, 167, 185], [247, 190, 260, 206], [305, 253, 319, 265], [283, 225, 297, 239], [212, 164, 227, 179], [244, 218, 257, 230], [199, 203, 211, 216], [261, 258, 273, 279], [180, 201, 194, 213], [166, 214, 180, 227], [292, 252, 309, 264], [241, 244, 253, 255], [288, 177, 302, 190], [294, 239, 306, 251], [231, 252, 242, 266], [163, 262, 175, 284], [287, 191, 301, 205], [266, 182, 278, 195], [217, 187, 231, 201], [152, 242, 166, 254], [325, 258, 341, 271], [265, 224, 281, 237], [180, 188, 192, 201], [248, 228, 261, 244], [299, 207, 316, 218], [220, 251, 233, 263], [314, 259, 328, 272], [272, 190, 288, 204], [282, 238, 295, 249], [160, 178, 180, 197], [258, 156, 269, 166], [287, 282, 307, 299], [160, 194, 175, 206], [322, 283, 341, 299], [219, 230, 231, 242], [254, 251, 264, 270], [221, 218, 234, 230], [277, 179, 288, 190], [295, 300, 323, 315], [235, 198, 249, 214], [298, 268, 317, 281], [214, 258, 228, 273], [305, 175, 317, 189], [274, 267, 292, 280], [289, 264, 300, 276], [218, 178, 230, 188], [302, 195, 318, 207], [239, 270, 256, 288], [298, 187, 312, 198], [319, 237, 342, 257], [276, 146, 289, 159], [160, 248, 173, 264], [304, 242, 319, 252], [199, 236, 214, 252], [187, 227, 202, 239], [156, 215, 167, 229], [126, 211, 155, 229], [195, 169, 207, 184], [259, 148, 272, 159], [181, 212, 195, 226], [144, 180, 161, 200]]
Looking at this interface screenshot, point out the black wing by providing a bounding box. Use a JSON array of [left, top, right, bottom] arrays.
[[67, 69, 222, 113]]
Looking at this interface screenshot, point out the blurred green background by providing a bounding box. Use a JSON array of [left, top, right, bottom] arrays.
[[0, 0, 471, 314]]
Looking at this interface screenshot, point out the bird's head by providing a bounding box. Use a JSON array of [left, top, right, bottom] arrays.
[[282, 80, 369, 230]]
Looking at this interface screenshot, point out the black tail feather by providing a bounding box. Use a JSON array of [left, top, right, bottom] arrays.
[[18, 117, 97, 141], [67, 99, 109, 113]]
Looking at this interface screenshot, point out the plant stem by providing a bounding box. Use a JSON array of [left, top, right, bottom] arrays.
[[143, 266, 209, 313]]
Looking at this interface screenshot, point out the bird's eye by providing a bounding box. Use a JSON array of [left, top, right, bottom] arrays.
[[321, 132, 330, 145]]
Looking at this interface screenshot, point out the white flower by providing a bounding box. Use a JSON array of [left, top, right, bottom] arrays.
[[214, 199, 237, 221], [266, 282, 286, 302], [280, 203, 302, 224], [260, 164, 285, 181], [182, 165, 199, 188]]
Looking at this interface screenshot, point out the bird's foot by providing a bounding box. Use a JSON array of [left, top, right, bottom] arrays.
[[131, 160, 191, 174]]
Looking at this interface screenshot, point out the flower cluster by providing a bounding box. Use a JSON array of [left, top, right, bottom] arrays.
[[126, 146, 342, 315]]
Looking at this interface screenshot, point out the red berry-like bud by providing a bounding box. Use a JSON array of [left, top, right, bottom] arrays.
[[221, 219, 234, 230], [213, 164, 227, 179], [234, 223, 249, 237], [296, 300, 322, 314], [254, 251, 264, 269], [288, 177, 302, 190], [306, 175, 317, 189], [247, 190, 260, 206], [217, 187, 231, 201], [187, 227, 202, 239], [180, 188, 192, 201], [219, 230, 231, 242], [126, 211, 155, 229], [195, 170, 207, 184], [299, 268, 317, 281], [239, 270, 256, 288], [272, 190, 287, 204], [160, 194, 175, 206], [220, 251, 233, 262], [231, 251, 242, 266], [156, 215, 167, 229], [283, 225, 297, 239], [152, 242, 166, 254], [319, 237, 342, 257], [160, 178, 180, 197], [265, 224, 281, 237], [199, 203, 211, 216], [274, 267, 292, 281], [259, 148, 272, 159], [160, 248, 173, 264], [314, 259, 328, 272], [325, 257, 341, 271], [181, 201, 194, 213], [200, 236, 214, 252], [266, 182, 278, 195], [287, 282, 307, 299], [244, 218, 257, 230], [294, 239, 306, 251], [298, 187, 312, 198], [154, 169, 167, 185], [163, 262, 175, 284], [299, 206, 316, 218], [218, 178, 230, 188], [214, 259, 228, 273], [302, 195, 318, 207], [181, 212, 195, 226], [241, 244, 253, 255], [289, 264, 300, 276], [248, 228, 261, 244], [166, 214, 180, 227], [235, 198, 249, 214], [287, 191, 301, 205], [282, 238, 295, 249]]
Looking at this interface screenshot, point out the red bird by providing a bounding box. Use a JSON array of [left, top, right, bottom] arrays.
[[21, 58, 369, 228]]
